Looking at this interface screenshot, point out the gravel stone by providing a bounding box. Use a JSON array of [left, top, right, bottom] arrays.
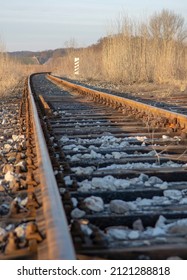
[[179, 198, 187, 204], [154, 182, 168, 189], [137, 198, 153, 206], [71, 208, 86, 219], [84, 196, 104, 212], [133, 219, 144, 231], [166, 219, 187, 234], [152, 227, 166, 236], [163, 189, 182, 201], [155, 215, 167, 228], [128, 230, 140, 240], [14, 224, 26, 238], [91, 177, 106, 188], [71, 197, 78, 208], [0, 203, 9, 215], [147, 176, 163, 185], [3, 144, 12, 153], [107, 228, 128, 240], [64, 176, 73, 186], [12, 135, 19, 142], [4, 171, 18, 182], [71, 166, 96, 175], [80, 224, 93, 236], [139, 173, 149, 182], [110, 200, 130, 214]]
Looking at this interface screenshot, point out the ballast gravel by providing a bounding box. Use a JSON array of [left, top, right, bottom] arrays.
[[0, 92, 35, 253]]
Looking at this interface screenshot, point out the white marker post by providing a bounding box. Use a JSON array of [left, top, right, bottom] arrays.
[[74, 57, 79, 75]]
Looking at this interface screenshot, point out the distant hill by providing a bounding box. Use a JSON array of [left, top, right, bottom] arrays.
[[8, 41, 102, 65], [8, 48, 68, 65]]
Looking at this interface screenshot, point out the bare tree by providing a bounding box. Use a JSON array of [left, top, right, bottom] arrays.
[[149, 9, 187, 42]]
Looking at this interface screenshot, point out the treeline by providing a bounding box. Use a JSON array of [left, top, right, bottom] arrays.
[[9, 48, 68, 64], [52, 10, 187, 86]]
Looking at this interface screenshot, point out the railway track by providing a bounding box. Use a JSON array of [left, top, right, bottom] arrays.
[[1, 73, 187, 259], [0, 77, 75, 260]]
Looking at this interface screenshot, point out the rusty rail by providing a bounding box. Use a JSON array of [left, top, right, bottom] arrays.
[[30, 73, 187, 260], [28, 75, 76, 259], [48, 74, 187, 134]]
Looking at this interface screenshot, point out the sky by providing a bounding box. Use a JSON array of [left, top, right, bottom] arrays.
[[0, 0, 186, 52]]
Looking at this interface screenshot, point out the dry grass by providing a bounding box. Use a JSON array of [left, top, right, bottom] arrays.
[[0, 45, 24, 96], [52, 45, 102, 80], [52, 9, 187, 91], [102, 10, 187, 84], [0, 44, 50, 97]]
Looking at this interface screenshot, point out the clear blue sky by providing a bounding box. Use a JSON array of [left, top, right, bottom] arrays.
[[0, 0, 186, 51]]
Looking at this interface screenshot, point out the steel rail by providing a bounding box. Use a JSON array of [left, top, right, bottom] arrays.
[[28, 74, 76, 260], [31, 73, 187, 260], [48, 74, 187, 133]]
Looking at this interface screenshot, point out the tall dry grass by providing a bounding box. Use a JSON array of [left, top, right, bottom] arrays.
[[0, 44, 24, 96], [53, 9, 187, 89], [52, 44, 102, 80], [0, 43, 49, 97], [102, 10, 187, 84]]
